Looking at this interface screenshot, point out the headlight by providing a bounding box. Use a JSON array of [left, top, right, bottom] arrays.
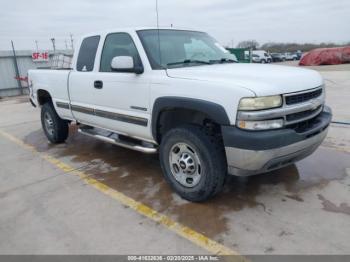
[[237, 119, 284, 130], [239, 95, 282, 111]]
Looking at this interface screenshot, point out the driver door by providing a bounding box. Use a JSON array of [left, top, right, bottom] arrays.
[[69, 33, 151, 140]]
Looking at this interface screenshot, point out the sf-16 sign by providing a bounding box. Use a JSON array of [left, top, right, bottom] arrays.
[[32, 51, 49, 62]]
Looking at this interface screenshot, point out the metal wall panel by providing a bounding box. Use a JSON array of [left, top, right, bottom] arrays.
[[0, 50, 73, 97], [0, 57, 17, 90]]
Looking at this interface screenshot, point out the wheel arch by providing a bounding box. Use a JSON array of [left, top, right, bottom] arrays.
[[152, 97, 230, 143], [37, 89, 52, 106]]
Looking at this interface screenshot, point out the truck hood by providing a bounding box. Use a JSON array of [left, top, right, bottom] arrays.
[[166, 63, 323, 96]]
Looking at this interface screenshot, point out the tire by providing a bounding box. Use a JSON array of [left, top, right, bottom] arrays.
[[41, 102, 69, 144], [159, 125, 227, 202], [261, 59, 266, 64]]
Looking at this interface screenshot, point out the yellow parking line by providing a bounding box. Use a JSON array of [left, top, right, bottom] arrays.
[[0, 129, 248, 260]]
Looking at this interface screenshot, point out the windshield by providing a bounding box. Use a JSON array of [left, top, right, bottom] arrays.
[[137, 29, 237, 69]]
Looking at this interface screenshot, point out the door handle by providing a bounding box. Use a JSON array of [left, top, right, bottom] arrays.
[[94, 80, 103, 89]]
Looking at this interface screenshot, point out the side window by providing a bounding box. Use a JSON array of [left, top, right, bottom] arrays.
[[76, 36, 100, 72], [100, 33, 142, 72]]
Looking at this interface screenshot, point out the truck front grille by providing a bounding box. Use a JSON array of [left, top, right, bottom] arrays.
[[287, 115, 328, 134], [237, 86, 325, 128], [285, 88, 322, 105], [286, 105, 322, 122]]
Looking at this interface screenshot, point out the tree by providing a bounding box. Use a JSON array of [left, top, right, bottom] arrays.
[[260, 42, 350, 53], [236, 40, 259, 50]]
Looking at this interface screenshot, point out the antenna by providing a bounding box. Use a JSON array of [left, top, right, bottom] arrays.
[[156, 0, 162, 68], [156, 0, 160, 28]]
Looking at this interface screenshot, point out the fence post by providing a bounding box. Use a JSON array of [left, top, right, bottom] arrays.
[[11, 40, 23, 95]]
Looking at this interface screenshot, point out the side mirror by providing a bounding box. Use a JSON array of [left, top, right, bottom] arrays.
[[110, 56, 143, 74]]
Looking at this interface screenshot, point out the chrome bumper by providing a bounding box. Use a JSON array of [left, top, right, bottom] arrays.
[[225, 127, 328, 176]]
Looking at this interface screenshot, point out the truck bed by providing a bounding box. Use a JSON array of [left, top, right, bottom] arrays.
[[29, 69, 71, 108]]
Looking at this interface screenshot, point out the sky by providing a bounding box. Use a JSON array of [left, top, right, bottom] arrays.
[[0, 0, 349, 51]]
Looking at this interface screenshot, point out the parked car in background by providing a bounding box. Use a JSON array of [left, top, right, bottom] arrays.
[[271, 53, 286, 62], [296, 50, 303, 60], [252, 50, 272, 63], [251, 54, 260, 63], [285, 52, 298, 61]]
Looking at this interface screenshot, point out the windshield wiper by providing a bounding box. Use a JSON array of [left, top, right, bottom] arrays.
[[167, 59, 210, 67], [209, 58, 237, 64]]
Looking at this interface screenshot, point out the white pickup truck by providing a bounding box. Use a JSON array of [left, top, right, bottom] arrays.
[[28, 28, 332, 202]]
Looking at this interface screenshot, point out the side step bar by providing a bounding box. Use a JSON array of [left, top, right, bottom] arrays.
[[78, 126, 158, 154]]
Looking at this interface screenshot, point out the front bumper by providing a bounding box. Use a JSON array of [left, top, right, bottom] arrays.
[[223, 107, 332, 176]]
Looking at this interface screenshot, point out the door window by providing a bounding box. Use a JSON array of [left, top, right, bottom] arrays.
[[100, 33, 142, 72], [76, 35, 100, 72]]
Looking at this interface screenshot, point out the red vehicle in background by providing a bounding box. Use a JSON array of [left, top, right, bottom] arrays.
[[300, 46, 350, 66]]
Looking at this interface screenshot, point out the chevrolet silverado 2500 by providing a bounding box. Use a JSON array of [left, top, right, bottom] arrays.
[[28, 28, 332, 201]]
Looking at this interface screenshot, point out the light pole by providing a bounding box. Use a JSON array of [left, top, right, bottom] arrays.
[[50, 38, 56, 53]]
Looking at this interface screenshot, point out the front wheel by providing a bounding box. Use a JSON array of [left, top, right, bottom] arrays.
[[159, 125, 227, 202], [261, 59, 266, 64], [41, 102, 69, 144]]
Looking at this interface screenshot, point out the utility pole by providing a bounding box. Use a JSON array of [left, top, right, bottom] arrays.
[[35, 40, 39, 51], [50, 38, 56, 53], [70, 33, 74, 50], [11, 40, 23, 95], [65, 39, 68, 50]]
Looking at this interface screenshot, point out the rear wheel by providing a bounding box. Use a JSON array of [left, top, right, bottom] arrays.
[[41, 102, 69, 143], [159, 125, 227, 202]]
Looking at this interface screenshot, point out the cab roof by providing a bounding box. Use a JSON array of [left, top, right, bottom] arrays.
[[81, 27, 204, 38]]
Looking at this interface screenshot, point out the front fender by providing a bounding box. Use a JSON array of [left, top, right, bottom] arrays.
[[151, 96, 230, 141]]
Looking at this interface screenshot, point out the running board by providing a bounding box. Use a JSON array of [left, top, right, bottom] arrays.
[[78, 126, 158, 154]]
